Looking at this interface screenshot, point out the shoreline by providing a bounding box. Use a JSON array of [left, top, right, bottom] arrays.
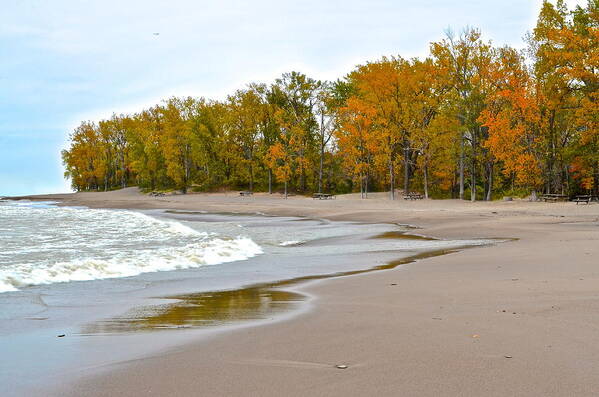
[[2, 197, 489, 396], [81, 243, 489, 335], [8, 189, 599, 396]]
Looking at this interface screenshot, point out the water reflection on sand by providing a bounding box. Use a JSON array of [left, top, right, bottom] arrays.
[[81, 246, 469, 334]]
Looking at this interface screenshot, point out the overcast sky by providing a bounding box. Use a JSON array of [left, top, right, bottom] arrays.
[[0, 0, 586, 196]]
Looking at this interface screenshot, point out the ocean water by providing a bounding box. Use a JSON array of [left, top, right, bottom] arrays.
[[0, 199, 499, 335], [0, 201, 495, 296], [0, 201, 262, 293], [0, 200, 499, 395]]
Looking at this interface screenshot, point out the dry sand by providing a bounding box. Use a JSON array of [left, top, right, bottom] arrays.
[[16, 188, 599, 396]]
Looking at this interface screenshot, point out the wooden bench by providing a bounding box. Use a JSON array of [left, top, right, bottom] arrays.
[[541, 194, 568, 202], [403, 192, 424, 200], [573, 195, 594, 205], [313, 193, 336, 200], [149, 191, 166, 197], [239, 191, 253, 197]]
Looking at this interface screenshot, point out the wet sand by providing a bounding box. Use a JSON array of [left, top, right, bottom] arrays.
[[80, 246, 473, 335], [13, 188, 599, 396]]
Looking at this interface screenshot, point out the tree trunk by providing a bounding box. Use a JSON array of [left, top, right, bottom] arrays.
[[548, 111, 556, 194], [390, 161, 395, 200], [470, 130, 476, 202], [183, 152, 189, 194], [248, 162, 253, 193], [248, 150, 254, 192], [268, 169, 273, 194], [319, 145, 324, 193], [121, 153, 126, 188], [563, 164, 570, 196], [249, 164, 253, 192], [545, 144, 551, 192], [360, 174, 364, 199], [403, 145, 410, 196], [284, 180, 288, 199], [423, 161, 429, 199], [451, 166, 458, 198], [470, 162, 476, 201], [593, 162, 599, 197], [459, 133, 465, 200], [485, 161, 493, 201]]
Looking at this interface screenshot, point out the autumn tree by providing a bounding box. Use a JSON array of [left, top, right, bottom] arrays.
[[532, 0, 598, 194], [62, 121, 106, 191], [156, 98, 197, 193], [264, 134, 293, 198], [348, 57, 406, 199], [250, 83, 281, 193], [480, 46, 544, 196], [431, 28, 495, 201], [226, 88, 266, 192], [62, 2, 596, 199], [314, 82, 338, 193], [269, 72, 320, 193], [335, 97, 378, 198]]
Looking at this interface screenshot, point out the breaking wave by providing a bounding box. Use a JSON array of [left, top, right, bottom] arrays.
[[0, 202, 262, 292]]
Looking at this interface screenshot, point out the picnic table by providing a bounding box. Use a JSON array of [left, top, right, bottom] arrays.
[[312, 193, 336, 200], [239, 191, 253, 197], [540, 194, 568, 202], [403, 192, 424, 200], [573, 195, 596, 205]]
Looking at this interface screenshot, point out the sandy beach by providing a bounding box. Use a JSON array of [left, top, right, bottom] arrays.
[[12, 188, 599, 396]]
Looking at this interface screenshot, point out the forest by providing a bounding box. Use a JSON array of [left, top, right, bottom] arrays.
[[62, 1, 598, 200]]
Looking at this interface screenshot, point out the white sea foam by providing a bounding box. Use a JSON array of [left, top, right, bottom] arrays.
[[0, 237, 262, 292], [279, 240, 303, 246], [0, 202, 262, 292]]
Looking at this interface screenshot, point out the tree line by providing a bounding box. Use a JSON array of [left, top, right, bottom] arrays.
[[63, 1, 598, 199]]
